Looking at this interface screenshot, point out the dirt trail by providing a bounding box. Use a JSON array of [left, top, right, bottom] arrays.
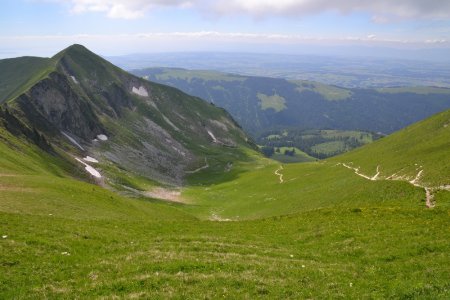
[[185, 158, 209, 174], [337, 163, 445, 208], [275, 166, 284, 183], [425, 188, 435, 208]]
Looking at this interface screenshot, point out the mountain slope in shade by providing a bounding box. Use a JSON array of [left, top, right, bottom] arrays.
[[132, 67, 450, 136], [0, 45, 255, 185]]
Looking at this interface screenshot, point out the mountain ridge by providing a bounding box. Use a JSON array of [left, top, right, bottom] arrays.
[[0, 45, 256, 186]]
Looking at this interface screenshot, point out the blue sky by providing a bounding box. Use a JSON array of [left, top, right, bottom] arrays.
[[0, 0, 449, 58]]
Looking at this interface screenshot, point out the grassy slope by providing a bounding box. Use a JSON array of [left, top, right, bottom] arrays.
[[1, 114, 449, 298], [0, 126, 189, 221], [0, 125, 448, 298], [184, 110, 450, 220], [333, 109, 450, 187], [184, 161, 434, 220], [272, 147, 316, 163], [0, 56, 54, 104], [2, 206, 449, 299]]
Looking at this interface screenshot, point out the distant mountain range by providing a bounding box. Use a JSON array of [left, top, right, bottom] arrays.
[[131, 67, 450, 137]]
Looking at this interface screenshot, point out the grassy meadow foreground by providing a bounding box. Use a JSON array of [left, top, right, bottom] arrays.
[[1, 111, 450, 298]]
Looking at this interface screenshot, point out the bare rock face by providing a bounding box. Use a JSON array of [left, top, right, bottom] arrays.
[[16, 72, 104, 140]]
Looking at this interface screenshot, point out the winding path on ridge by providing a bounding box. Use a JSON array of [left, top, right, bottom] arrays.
[[275, 166, 284, 183], [336, 163, 450, 208]]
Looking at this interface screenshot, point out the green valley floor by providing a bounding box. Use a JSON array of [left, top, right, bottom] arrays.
[[1, 110, 450, 298]]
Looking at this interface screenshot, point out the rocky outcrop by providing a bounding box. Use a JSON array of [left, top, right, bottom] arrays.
[[16, 72, 104, 140]]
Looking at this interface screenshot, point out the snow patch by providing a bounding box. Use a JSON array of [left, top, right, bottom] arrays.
[[132, 86, 149, 97], [97, 134, 108, 141], [61, 132, 85, 151], [83, 156, 99, 163], [75, 158, 101, 178], [207, 130, 218, 143], [70, 76, 79, 84], [163, 115, 180, 131]]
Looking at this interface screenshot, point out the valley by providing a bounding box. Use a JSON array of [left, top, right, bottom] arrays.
[[0, 45, 449, 298]]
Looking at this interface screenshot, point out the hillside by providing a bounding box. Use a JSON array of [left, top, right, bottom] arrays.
[[0, 56, 54, 103], [0, 47, 449, 298], [0, 45, 255, 187], [334, 109, 450, 188], [1, 106, 449, 298], [183, 109, 450, 220], [132, 67, 450, 137]]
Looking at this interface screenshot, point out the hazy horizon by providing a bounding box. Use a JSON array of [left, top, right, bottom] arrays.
[[1, 0, 450, 60]]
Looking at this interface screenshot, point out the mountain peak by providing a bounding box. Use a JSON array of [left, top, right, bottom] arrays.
[[65, 43, 89, 52], [52, 44, 98, 62]]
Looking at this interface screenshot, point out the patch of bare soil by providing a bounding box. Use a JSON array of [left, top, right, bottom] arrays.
[[144, 187, 185, 203]]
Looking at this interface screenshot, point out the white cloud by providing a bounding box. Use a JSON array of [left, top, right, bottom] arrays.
[[43, 0, 450, 20], [212, 0, 450, 20], [425, 39, 447, 44], [63, 0, 193, 19]]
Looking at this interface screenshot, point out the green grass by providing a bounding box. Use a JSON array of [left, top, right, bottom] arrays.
[[259, 129, 378, 159], [293, 80, 352, 101], [0, 56, 55, 103], [312, 140, 346, 155], [272, 147, 316, 163], [333, 109, 450, 187], [1, 197, 449, 298], [1, 124, 450, 298], [183, 160, 433, 220], [257, 93, 287, 112]]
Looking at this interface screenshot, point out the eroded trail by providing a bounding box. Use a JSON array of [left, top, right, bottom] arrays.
[[275, 166, 284, 183], [337, 163, 446, 208], [185, 158, 209, 174]]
